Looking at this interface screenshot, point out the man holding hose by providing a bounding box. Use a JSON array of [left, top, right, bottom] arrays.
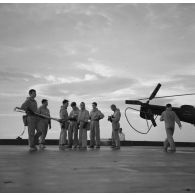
[[20, 89, 41, 152], [37, 99, 51, 149]]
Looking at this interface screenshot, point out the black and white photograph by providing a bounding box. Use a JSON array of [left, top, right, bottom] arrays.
[[0, 1, 195, 193]]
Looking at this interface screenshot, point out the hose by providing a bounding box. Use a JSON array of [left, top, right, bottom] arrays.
[[125, 106, 158, 134]]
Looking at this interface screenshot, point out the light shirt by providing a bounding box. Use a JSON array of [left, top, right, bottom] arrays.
[[37, 105, 50, 124], [59, 105, 69, 129], [21, 97, 38, 114], [69, 107, 80, 122], [160, 110, 181, 129], [78, 109, 89, 123], [112, 108, 121, 130], [37, 105, 50, 117], [59, 105, 68, 121], [90, 108, 104, 121]]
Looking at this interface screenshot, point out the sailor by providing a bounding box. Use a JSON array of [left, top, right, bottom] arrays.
[[20, 89, 41, 152], [160, 103, 182, 152], [59, 99, 69, 150], [68, 102, 80, 149], [109, 104, 121, 150], [119, 128, 125, 141], [37, 99, 51, 149], [78, 102, 89, 149], [89, 102, 104, 149]]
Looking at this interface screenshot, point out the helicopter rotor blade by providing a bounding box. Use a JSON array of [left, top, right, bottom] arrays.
[[138, 93, 195, 101], [125, 100, 142, 105], [148, 83, 161, 101], [151, 117, 157, 127]]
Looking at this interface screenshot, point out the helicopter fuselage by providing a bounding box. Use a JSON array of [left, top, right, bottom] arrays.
[[140, 104, 195, 125]]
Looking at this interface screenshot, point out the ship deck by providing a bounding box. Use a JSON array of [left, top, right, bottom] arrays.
[[0, 145, 195, 193]]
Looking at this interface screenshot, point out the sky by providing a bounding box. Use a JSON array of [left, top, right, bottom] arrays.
[[0, 3, 195, 142]]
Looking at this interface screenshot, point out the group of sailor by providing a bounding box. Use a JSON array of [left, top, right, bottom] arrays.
[[20, 89, 124, 152], [19, 89, 181, 153]]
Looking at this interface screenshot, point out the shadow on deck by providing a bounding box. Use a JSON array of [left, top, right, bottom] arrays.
[[0, 139, 195, 147]]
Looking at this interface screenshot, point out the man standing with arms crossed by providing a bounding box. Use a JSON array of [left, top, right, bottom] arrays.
[[37, 99, 51, 149], [68, 102, 80, 149], [20, 89, 41, 152], [59, 99, 69, 150], [160, 103, 182, 152], [89, 102, 104, 149]]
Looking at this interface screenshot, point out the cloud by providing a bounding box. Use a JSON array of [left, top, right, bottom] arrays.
[[29, 73, 99, 101], [0, 70, 34, 82], [162, 74, 195, 92], [0, 92, 24, 97], [39, 73, 98, 84], [76, 58, 117, 78], [136, 74, 195, 107], [144, 4, 192, 30], [137, 76, 174, 88], [0, 113, 19, 117], [59, 41, 99, 56], [28, 69, 195, 107], [29, 74, 137, 103]]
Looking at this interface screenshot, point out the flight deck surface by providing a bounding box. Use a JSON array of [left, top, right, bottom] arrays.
[[0, 146, 195, 193]]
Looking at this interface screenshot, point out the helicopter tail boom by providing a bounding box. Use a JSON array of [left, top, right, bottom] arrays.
[[125, 100, 142, 105]]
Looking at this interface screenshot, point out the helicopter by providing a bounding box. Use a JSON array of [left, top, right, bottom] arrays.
[[125, 83, 195, 134]]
